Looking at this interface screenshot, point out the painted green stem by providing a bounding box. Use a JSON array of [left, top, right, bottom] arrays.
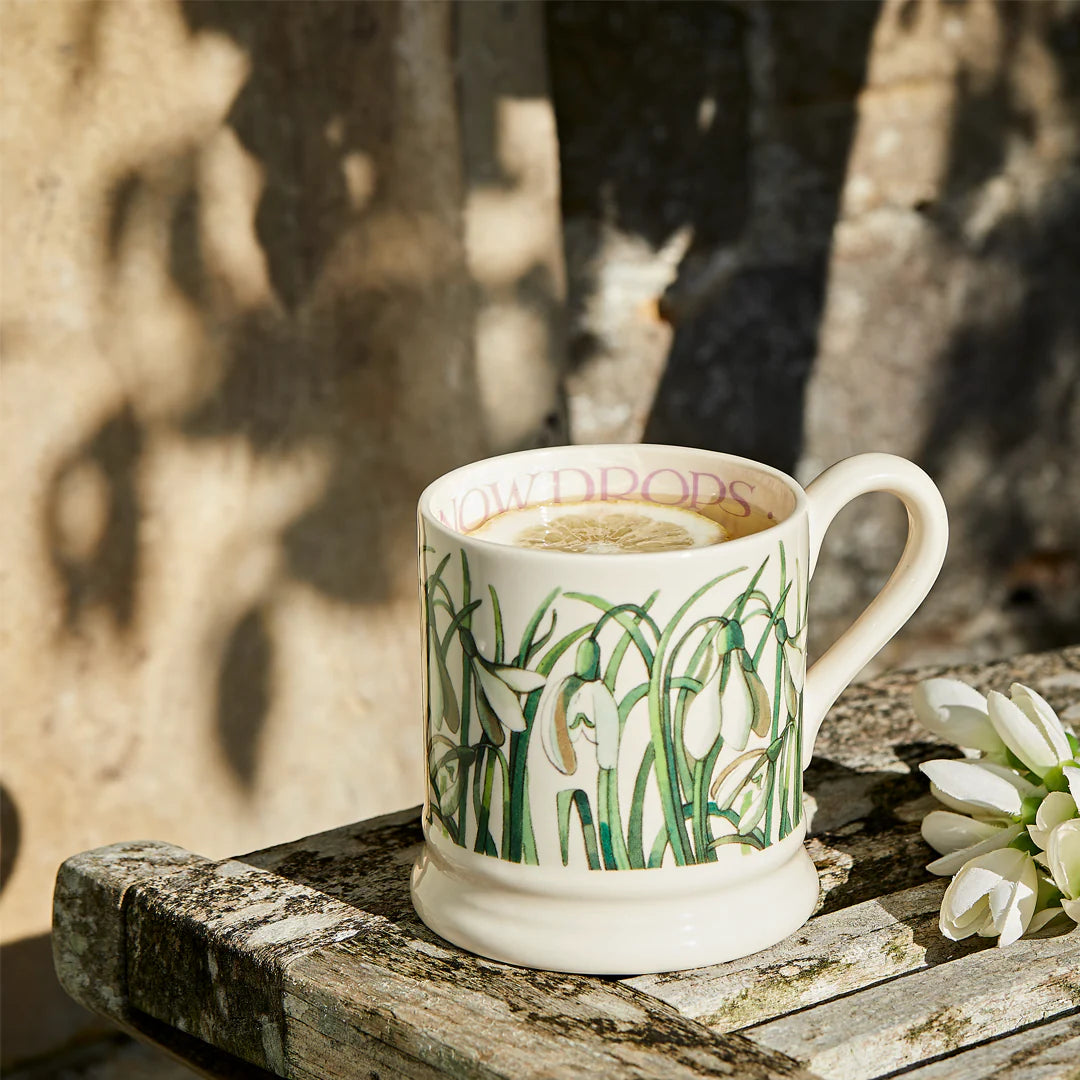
[[648, 568, 747, 866]]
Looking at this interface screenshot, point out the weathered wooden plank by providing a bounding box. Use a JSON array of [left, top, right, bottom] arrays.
[[121, 836, 812, 1080], [50, 647, 1080, 1080], [897, 1014, 1080, 1080], [809, 647, 1080, 778], [284, 988, 483, 1080], [52, 840, 209, 1022], [248, 809, 818, 1076], [626, 880, 991, 1030], [621, 647, 1080, 1023], [123, 857, 375, 1074], [283, 931, 815, 1080], [744, 929, 1080, 1080], [52, 842, 277, 1079], [239, 805, 423, 924]]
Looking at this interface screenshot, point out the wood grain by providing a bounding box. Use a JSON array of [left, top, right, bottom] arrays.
[[52, 840, 209, 1020], [117, 835, 810, 1079], [745, 929, 1080, 1080], [626, 880, 991, 1030], [897, 1013, 1080, 1080], [284, 932, 813, 1080], [50, 646, 1080, 1080]]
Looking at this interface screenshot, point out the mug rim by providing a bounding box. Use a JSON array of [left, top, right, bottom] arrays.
[[418, 443, 808, 563]]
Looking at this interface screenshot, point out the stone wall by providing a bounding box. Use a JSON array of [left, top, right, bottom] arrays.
[[1, 0, 564, 1064], [552, 0, 1080, 667]]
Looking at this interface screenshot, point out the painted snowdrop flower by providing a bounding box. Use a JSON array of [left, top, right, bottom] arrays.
[[939, 847, 1039, 947], [684, 647, 771, 757], [921, 811, 1025, 877], [430, 740, 475, 815], [986, 687, 1073, 779], [912, 678, 1005, 755], [468, 648, 546, 746], [779, 620, 805, 720], [473, 659, 546, 743], [918, 758, 1042, 819], [541, 638, 620, 773], [1046, 818, 1080, 922], [427, 632, 461, 733]]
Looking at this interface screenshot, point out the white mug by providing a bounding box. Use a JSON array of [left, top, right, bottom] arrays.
[[411, 445, 948, 974]]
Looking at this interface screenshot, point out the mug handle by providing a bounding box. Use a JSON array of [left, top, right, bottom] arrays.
[[801, 453, 949, 767]]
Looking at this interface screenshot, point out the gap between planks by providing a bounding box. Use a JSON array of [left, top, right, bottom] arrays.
[[742, 928, 1080, 1080], [891, 1012, 1080, 1080]]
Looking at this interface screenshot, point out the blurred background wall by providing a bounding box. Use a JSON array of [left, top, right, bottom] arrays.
[[2, 0, 1078, 1072]]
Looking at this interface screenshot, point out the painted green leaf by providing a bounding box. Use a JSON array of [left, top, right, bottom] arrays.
[[557, 788, 601, 869]]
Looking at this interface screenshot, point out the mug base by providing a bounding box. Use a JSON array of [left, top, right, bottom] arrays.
[[410, 829, 820, 975]]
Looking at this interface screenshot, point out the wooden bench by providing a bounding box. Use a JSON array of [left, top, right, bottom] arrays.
[[53, 647, 1080, 1079]]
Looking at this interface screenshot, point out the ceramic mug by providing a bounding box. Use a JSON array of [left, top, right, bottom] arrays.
[[411, 445, 948, 974]]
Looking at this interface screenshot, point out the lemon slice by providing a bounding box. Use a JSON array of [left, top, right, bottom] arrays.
[[472, 501, 728, 553]]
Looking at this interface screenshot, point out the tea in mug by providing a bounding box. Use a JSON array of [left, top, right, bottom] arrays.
[[468, 499, 730, 554]]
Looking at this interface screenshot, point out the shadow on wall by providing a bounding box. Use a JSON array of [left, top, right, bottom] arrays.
[[916, 0, 1080, 648], [5, 3, 569, 1062], [45, 406, 143, 636], [37, 0, 473, 807], [547, 0, 884, 475], [548, 0, 1080, 650]]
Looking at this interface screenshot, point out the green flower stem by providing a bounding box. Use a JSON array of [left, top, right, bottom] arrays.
[[648, 826, 670, 868], [691, 759, 709, 861], [618, 683, 650, 728], [470, 743, 486, 846], [506, 623, 593, 863], [440, 599, 483, 654], [458, 555, 474, 842], [489, 585, 504, 664], [473, 742, 509, 858], [603, 593, 658, 690], [521, 788, 538, 864], [695, 739, 726, 861], [425, 553, 453, 605], [454, 654, 473, 835], [627, 743, 655, 869], [506, 730, 528, 863], [668, 619, 723, 801], [779, 728, 795, 837], [428, 803, 460, 845], [563, 596, 659, 668], [558, 789, 601, 869], [597, 767, 631, 870], [649, 672, 690, 865], [724, 590, 772, 619], [649, 569, 747, 866], [772, 641, 783, 742], [728, 558, 769, 622], [525, 610, 559, 665], [763, 758, 776, 844], [739, 607, 774, 623], [751, 580, 792, 669], [517, 588, 560, 665]]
